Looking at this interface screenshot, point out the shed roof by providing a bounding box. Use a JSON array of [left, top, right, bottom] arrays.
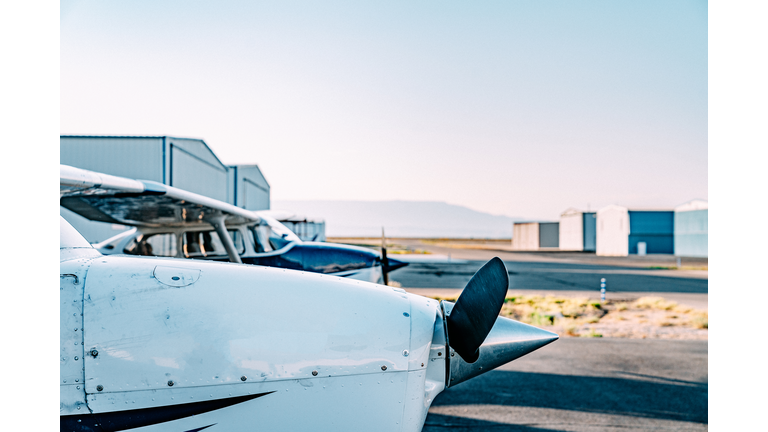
[[675, 199, 708, 212]]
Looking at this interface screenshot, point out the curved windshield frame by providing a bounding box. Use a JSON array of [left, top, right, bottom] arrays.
[[250, 216, 301, 253]]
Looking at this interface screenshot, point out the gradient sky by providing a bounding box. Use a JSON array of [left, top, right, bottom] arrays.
[[60, 0, 707, 220]]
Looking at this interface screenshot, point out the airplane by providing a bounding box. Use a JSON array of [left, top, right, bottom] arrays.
[[60, 164, 407, 285], [60, 212, 558, 431]]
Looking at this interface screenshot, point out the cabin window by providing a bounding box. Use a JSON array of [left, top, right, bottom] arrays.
[[250, 225, 275, 253], [249, 224, 296, 253], [182, 230, 244, 258], [123, 233, 178, 257]]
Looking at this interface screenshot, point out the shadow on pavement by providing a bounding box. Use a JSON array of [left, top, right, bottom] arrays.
[[429, 369, 707, 424], [424, 413, 564, 431]]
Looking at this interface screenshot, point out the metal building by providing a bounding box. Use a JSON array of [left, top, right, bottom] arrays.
[[60, 136, 270, 242], [228, 165, 271, 211], [511, 222, 559, 251], [674, 200, 708, 258], [596, 205, 674, 256], [261, 210, 326, 242], [559, 208, 596, 252]]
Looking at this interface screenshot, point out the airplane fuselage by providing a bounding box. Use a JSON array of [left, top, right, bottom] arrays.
[[61, 247, 443, 431]]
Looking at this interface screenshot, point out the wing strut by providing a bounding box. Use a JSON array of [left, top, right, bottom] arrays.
[[208, 215, 243, 264]]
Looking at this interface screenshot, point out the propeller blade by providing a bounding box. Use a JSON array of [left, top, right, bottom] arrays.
[[446, 257, 509, 363], [381, 246, 389, 286]]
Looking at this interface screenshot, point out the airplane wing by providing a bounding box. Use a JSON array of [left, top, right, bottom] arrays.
[[60, 164, 260, 229]]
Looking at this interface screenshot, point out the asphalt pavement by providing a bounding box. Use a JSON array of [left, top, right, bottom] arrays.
[[391, 259, 708, 294], [424, 338, 708, 432]]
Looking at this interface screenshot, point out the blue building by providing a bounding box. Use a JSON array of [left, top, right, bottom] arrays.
[[628, 210, 675, 254], [596, 205, 674, 256], [674, 200, 708, 258]]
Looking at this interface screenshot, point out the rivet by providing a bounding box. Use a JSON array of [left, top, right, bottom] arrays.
[[403, 312, 409, 317], [172, 276, 180, 281], [451, 352, 455, 357], [167, 380, 174, 386], [421, 363, 424, 367], [75, 379, 79, 382], [90, 349, 99, 357], [381, 365, 387, 371], [63, 380, 67, 383], [74, 356, 79, 361], [96, 385, 103, 391], [312, 371, 318, 376], [76, 386, 80, 390], [241, 376, 247, 381], [438, 352, 442, 356], [402, 350, 409, 357], [77, 406, 81, 410]]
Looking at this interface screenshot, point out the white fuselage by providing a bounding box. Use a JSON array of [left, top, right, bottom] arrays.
[[61, 247, 444, 431]]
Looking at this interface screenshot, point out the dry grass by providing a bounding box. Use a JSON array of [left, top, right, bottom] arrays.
[[429, 294, 708, 340]]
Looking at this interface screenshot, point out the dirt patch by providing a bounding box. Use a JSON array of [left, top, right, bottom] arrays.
[[428, 295, 708, 340]]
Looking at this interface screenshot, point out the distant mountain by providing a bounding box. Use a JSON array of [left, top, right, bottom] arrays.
[[271, 200, 522, 238]]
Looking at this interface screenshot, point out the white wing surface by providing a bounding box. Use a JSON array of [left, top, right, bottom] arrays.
[[60, 164, 260, 228]]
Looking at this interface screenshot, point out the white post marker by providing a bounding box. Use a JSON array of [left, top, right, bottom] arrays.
[[600, 278, 606, 303]]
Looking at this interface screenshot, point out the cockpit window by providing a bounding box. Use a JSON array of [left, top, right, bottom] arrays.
[[182, 230, 244, 258], [250, 220, 299, 253], [123, 233, 178, 257]]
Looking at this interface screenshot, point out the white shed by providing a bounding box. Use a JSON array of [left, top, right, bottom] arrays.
[[511, 222, 539, 251], [596, 205, 630, 256], [559, 208, 597, 252], [511, 222, 559, 250]]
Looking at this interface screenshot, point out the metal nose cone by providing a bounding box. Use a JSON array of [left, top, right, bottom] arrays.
[[383, 256, 408, 273], [447, 314, 559, 387]]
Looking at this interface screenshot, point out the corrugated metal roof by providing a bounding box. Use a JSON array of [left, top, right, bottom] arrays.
[[61, 135, 229, 173], [675, 199, 708, 212]]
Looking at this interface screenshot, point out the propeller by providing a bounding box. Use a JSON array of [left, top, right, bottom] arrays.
[[381, 227, 389, 285], [446, 257, 509, 363], [379, 227, 408, 285]]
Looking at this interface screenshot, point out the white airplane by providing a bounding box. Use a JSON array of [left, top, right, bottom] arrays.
[[61, 212, 557, 431], [60, 165, 407, 285], [60, 166, 559, 432]]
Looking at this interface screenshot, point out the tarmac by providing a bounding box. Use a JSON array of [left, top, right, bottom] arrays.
[[424, 337, 708, 431]]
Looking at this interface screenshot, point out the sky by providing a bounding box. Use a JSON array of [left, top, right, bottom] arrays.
[[60, 0, 708, 220]]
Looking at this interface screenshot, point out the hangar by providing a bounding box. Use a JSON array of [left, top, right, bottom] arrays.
[[674, 200, 708, 258], [596, 205, 674, 256], [60, 135, 271, 242], [228, 164, 271, 210], [558, 208, 596, 252]]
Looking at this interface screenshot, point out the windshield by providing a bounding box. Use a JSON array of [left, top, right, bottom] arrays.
[[250, 216, 301, 253]]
